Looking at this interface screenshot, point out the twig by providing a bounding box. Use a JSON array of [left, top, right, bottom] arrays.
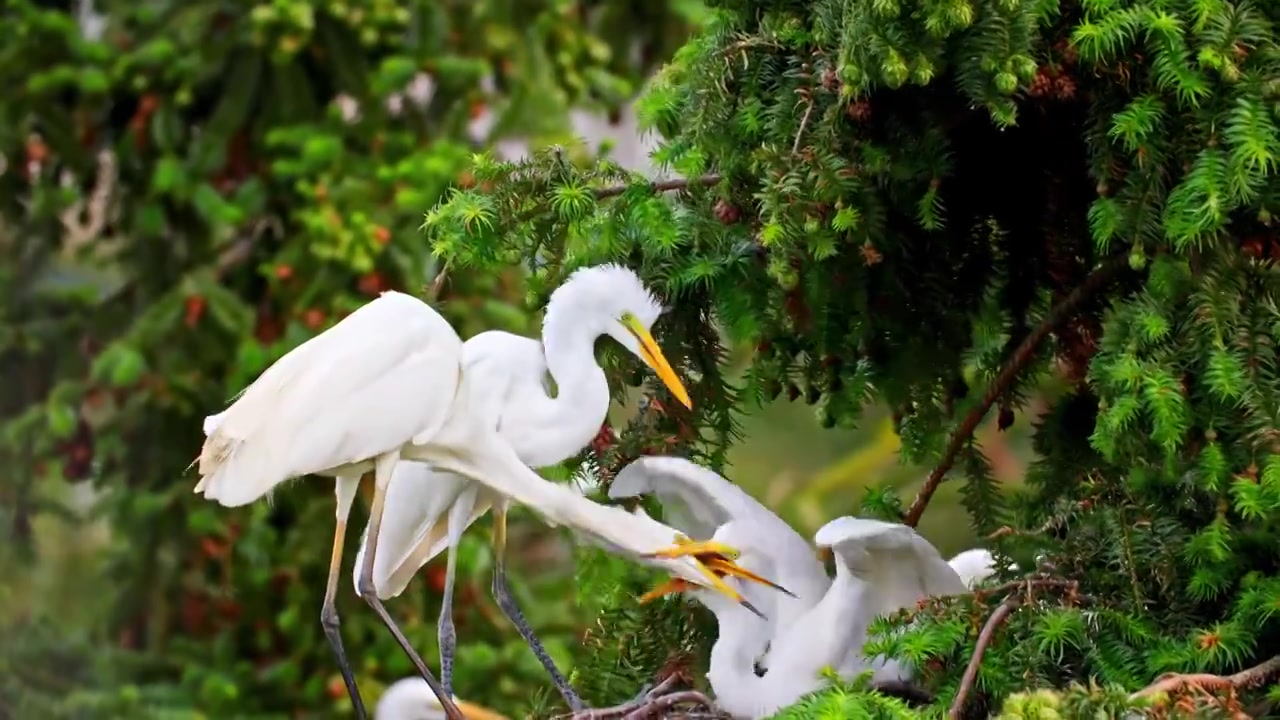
[[570, 677, 681, 720], [902, 255, 1128, 527], [593, 174, 722, 200], [948, 597, 1021, 719], [792, 99, 815, 154], [621, 691, 718, 720], [428, 261, 451, 301], [1131, 654, 1280, 701], [973, 577, 1079, 602]]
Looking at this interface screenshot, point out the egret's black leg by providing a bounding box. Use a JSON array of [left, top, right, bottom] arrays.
[[359, 461, 466, 720], [321, 517, 368, 720], [490, 506, 586, 711], [437, 531, 460, 696]]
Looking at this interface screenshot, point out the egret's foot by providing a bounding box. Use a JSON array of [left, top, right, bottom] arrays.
[[568, 677, 720, 720], [615, 690, 722, 720]]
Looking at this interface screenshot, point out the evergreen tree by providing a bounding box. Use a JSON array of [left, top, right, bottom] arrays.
[[425, 0, 1280, 716]]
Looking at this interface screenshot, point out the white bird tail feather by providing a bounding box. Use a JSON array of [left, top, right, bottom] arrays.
[[947, 548, 999, 589], [195, 291, 454, 506]]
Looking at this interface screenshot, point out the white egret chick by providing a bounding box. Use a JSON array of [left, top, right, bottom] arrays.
[[947, 547, 999, 589], [609, 456, 831, 664], [348, 266, 785, 710], [648, 517, 970, 720], [196, 273, 775, 720], [374, 678, 508, 720]]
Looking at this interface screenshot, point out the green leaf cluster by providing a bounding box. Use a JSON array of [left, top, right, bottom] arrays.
[[423, 0, 1280, 716]]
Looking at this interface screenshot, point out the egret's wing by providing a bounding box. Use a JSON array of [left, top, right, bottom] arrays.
[[609, 456, 776, 541], [462, 331, 552, 400], [352, 462, 496, 599], [816, 516, 969, 615], [196, 291, 463, 506]]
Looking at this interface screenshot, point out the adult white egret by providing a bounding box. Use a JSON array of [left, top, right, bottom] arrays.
[[374, 678, 508, 720], [609, 456, 831, 667], [195, 275, 779, 720], [652, 517, 971, 720], [346, 265, 781, 711]]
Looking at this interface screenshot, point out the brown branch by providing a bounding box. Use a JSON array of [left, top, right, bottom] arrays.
[[1131, 654, 1280, 701], [948, 597, 1021, 720], [902, 255, 1128, 527], [594, 174, 722, 200], [792, 99, 815, 154], [427, 261, 451, 301], [973, 577, 1079, 602]]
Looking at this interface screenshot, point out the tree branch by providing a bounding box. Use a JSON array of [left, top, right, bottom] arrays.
[[593, 174, 722, 200], [902, 255, 1128, 527], [1131, 654, 1280, 701], [948, 597, 1020, 720]]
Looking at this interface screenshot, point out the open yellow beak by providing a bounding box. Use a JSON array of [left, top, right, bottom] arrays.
[[454, 699, 512, 720], [622, 315, 693, 409], [637, 537, 795, 620]]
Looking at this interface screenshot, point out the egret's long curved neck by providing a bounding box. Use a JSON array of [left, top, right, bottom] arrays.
[[520, 297, 612, 466], [700, 594, 810, 720]]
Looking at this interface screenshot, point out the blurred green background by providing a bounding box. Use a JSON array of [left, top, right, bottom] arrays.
[[0, 0, 1034, 717]]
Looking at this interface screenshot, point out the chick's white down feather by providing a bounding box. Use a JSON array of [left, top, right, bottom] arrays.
[[609, 456, 832, 661], [685, 516, 974, 720]]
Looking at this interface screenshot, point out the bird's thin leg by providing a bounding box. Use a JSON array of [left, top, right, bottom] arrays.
[[438, 485, 477, 696], [321, 474, 367, 719], [358, 453, 467, 720], [490, 504, 586, 712]]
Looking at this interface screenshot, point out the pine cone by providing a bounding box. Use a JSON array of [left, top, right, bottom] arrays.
[[846, 100, 871, 122], [1053, 75, 1077, 100], [860, 241, 884, 266], [1029, 70, 1053, 97], [713, 199, 741, 224], [820, 66, 840, 92]]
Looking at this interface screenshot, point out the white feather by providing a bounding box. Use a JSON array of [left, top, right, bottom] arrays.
[[196, 291, 462, 507]]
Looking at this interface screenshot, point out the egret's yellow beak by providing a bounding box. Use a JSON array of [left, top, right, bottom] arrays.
[[454, 699, 512, 720], [622, 314, 693, 409], [637, 537, 795, 620], [816, 545, 834, 564]]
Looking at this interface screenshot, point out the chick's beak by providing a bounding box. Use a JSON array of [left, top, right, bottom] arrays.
[[454, 700, 512, 720], [638, 537, 795, 620], [622, 316, 693, 409]]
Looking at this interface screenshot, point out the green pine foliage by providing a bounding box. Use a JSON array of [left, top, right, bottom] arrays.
[[424, 0, 1280, 716]]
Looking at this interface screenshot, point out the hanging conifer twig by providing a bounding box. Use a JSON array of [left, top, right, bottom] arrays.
[[902, 254, 1130, 528]]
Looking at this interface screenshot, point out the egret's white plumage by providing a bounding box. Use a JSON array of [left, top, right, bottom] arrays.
[[353, 264, 676, 598], [374, 678, 508, 720], [197, 290, 462, 507], [947, 547, 999, 589], [681, 517, 970, 720], [195, 267, 777, 719], [608, 457, 832, 661]]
